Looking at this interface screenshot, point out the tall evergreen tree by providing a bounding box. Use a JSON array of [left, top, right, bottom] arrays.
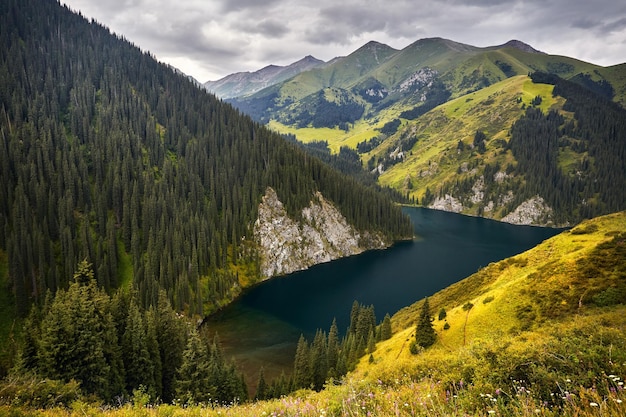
[[121, 300, 155, 396], [37, 261, 121, 399], [255, 367, 268, 401], [415, 298, 436, 349], [176, 326, 212, 404], [380, 313, 392, 340]]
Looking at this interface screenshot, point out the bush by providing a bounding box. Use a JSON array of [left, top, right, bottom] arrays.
[[0, 373, 82, 408]]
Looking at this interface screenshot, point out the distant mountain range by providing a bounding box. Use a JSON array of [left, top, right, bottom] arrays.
[[204, 55, 325, 99], [208, 37, 626, 226]]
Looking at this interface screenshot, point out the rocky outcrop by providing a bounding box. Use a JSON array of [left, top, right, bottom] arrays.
[[501, 196, 553, 225], [429, 194, 463, 213], [253, 187, 386, 278]]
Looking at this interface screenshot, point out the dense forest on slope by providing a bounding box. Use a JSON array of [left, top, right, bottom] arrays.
[[12, 260, 248, 404], [466, 72, 626, 224], [0, 0, 412, 324], [373, 73, 626, 225]]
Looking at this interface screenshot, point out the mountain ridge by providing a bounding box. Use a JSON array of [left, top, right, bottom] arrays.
[[204, 54, 325, 98], [222, 36, 626, 226]]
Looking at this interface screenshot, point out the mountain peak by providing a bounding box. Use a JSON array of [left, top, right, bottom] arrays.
[[360, 40, 394, 51], [500, 39, 544, 54]]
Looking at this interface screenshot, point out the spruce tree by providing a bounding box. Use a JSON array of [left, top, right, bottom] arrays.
[[293, 335, 310, 389], [380, 313, 392, 340], [176, 326, 212, 404], [255, 367, 268, 401], [37, 260, 120, 399], [415, 298, 436, 348], [121, 300, 155, 396]]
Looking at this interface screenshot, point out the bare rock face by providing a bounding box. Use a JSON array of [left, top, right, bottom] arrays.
[[253, 187, 385, 278], [429, 194, 463, 213], [501, 196, 553, 225]]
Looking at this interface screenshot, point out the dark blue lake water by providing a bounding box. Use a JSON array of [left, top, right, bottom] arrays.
[[204, 207, 561, 382]]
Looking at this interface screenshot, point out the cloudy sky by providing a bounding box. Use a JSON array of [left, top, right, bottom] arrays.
[[62, 0, 626, 83]]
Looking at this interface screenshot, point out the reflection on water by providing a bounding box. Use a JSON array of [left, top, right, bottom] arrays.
[[204, 207, 562, 385]]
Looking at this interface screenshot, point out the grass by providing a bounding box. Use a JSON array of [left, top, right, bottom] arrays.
[[116, 239, 133, 292]]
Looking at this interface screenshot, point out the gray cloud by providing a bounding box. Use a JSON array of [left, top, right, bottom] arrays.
[[63, 0, 626, 82]]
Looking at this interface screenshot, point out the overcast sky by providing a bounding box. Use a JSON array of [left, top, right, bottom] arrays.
[[61, 0, 626, 83]]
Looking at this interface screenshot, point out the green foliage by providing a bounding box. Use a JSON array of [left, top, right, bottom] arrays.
[[290, 301, 380, 393], [415, 298, 436, 349], [379, 119, 401, 136], [175, 327, 211, 404], [482, 296, 495, 304], [36, 263, 119, 399], [380, 313, 392, 340], [0, 373, 82, 408]]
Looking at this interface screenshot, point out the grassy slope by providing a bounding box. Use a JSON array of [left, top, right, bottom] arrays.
[[377, 75, 558, 205]]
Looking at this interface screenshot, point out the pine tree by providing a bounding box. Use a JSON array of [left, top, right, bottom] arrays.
[[255, 367, 268, 401], [326, 319, 339, 379], [176, 326, 212, 404], [293, 334, 310, 390], [415, 298, 436, 348], [37, 260, 120, 399], [380, 313, 392, 340], [121, 300, 155, 396], [153, 290, 185, 403]]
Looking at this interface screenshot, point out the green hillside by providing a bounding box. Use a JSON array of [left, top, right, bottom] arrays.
[[231, 37, 625, 127], [0, 0, 413, 379], [4, 212, 624, 415]]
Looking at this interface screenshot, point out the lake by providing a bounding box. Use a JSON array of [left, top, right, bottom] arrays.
[[204, 207, 562, 386]]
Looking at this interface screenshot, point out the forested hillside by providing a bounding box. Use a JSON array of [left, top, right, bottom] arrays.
[[0, 0, 412, 326], [374, 73, 626, 225]]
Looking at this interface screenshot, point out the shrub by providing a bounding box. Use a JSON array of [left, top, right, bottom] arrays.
[[0, 373, 82, 408]]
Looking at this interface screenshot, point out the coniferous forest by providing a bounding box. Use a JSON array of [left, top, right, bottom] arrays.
[[0, 0, 414, 400], [0, 0, 412, 321], [505, 72, 626, 224]]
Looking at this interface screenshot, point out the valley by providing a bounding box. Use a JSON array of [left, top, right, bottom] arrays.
[[1, 0, 626, 415]]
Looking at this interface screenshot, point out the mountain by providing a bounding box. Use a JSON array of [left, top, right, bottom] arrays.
[[224, 37, 626, 226], [204, 55, 325, 99], [0, 0, 413, 343]]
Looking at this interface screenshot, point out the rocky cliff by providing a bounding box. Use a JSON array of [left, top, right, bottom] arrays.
[[253, 187, 387, 278]]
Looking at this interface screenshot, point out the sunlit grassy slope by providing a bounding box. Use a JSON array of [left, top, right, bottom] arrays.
[[376, 75, 559, 203], [7, 212, 625, 416]]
